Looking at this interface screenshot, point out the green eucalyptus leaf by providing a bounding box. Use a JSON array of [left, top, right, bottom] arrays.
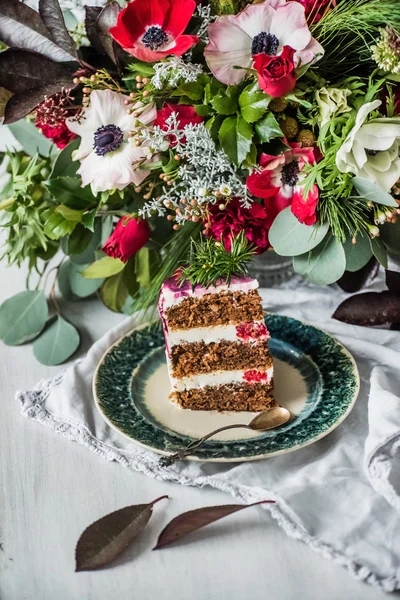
[[100, 271, 129, 312], [44, 177, 96, 209], [64, 224, 93, 256], [100, 216, 114, 245], [343, 235, 373, 272], [370, 237, 388, 268], [239, 84, 270, 123], [57, 260, 76, 300], [82, 256, 125, 279], [33, 315, 80, 365], [0, 290, 48, 345], [352, 177, 398, 207], [69, 263, 103, 297], [44, 211, 77, 240], [255, 112, 283, 143], [219, 115, 253, 166], [50, 137, 80, 178], [269, 207, 329, 256], [8, 120, 55, 157], [380, 220, 400, 254], [293, 236, 346, 285]]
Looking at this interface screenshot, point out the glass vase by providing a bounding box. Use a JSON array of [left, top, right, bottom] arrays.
[[247, 249, 295, 288]]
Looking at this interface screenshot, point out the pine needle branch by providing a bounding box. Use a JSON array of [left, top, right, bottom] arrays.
[[178, 232, 256, 288]]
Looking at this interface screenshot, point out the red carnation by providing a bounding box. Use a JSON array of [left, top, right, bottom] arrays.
[[253, 46, 296, 98], [35, 120, 76, 149], [155, 103, 203, 146], [207, 198, 272, 253], [110, 0, 199, 62], [103, 216, 150, 263]]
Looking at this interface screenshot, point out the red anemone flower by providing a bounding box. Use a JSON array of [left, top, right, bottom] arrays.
[[110, 0, 199, 62]]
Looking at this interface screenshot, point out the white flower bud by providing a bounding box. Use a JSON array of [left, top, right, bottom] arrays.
[[219, 184, 232, 196]]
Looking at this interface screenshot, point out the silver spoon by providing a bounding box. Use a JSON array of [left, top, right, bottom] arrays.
[[159, 406, 291, 467]]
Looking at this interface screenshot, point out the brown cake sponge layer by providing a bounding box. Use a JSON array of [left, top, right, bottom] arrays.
[[170, 340, 273, 377], [165, 290, 264, 330], [171, 381, 275, 412]]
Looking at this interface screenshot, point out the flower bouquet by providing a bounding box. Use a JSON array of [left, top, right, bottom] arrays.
[[0, 0, 400, 364]]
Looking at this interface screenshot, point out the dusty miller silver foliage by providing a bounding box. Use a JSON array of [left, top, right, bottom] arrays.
[[138, 115, 249, 224]]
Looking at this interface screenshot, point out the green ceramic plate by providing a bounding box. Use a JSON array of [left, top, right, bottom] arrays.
[[93, 315, 360, 462]]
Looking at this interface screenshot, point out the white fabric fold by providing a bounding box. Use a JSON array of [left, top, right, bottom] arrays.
[[16, 275, 400, 592]]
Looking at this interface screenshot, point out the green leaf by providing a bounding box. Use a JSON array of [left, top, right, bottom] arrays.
[[82, 209, 97, 231], [33, 316, 80, 365], [352, 177, 398, 207], [100, 271, 129, 312], [63, 223, 93, 256], [57, 260, 76, 300], [380, 220, 400, 254], [269, 207, 329, 257], [219, 115, 253, 167], [211, 90, 238, 116], [293, 236, 346, 285], [124, 258, 140, 297], [255, 112, 283, 143], [172, 81, 204, 101], [82, 256, 125, 279], [135, 247, 160, 289], [8, 120, 55, 157], [343, 235, 373, 272], [44, 211, 77, 240], [239, 84, 270, 123], [125, 61, 155, 77], [284, 93, 312, 109], [370, 237, 388, 268], [0, 290, 48, 345], [44, 177, 97, 209], [50, 137, 80, 178], [68, 262, 103, 297], [194, 104, 213, 117], [205, 114, 224, 144], [55, 205, 84, 222]]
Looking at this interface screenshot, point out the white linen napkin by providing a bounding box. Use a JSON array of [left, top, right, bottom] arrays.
[[17, 277, 400, 592]]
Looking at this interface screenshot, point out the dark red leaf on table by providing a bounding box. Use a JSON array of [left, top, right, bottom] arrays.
[[386, 270, 400, 293], [75, 496, 168, 572], [332, 291, 400, 327], [336, 257, 379, 293], [153, 500, 275, 550]]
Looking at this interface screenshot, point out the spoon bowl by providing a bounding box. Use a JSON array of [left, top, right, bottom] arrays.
[[249, 406, 291, 431]]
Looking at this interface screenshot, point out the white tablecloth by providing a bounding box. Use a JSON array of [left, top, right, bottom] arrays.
[[1, 260, 399, 600]]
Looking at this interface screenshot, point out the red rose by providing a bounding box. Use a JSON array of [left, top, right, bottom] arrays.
[[103, 216, 150, 263], [155, 103, 204, 145], [208, 198, 272, 253], [36, 120, 76, 149], [253, 46, 296, 98]]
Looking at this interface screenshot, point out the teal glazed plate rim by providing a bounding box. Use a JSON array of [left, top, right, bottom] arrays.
[[93, 315, 360, 463]]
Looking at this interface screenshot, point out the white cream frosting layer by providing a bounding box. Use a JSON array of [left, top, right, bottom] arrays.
[[170, 367, 274, 392], [166, 321, 269, 347]]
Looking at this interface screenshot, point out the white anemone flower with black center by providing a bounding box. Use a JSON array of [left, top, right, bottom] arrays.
[[66, 89, 156, 195]]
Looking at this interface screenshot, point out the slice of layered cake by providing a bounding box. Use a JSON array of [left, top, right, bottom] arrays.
[[158, 275, 274, 412]]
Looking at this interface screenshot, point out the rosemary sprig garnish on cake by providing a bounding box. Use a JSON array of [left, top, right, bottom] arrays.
[[178, 232, 256, 288]]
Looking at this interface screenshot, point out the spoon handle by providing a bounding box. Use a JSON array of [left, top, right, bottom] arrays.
[[159, 423, 249, 467]]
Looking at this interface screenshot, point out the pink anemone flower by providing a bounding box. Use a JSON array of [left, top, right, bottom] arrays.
[[204, 0, 323, 85]]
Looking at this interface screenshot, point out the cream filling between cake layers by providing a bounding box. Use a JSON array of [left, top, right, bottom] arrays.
[[170, 367, 274, 392], [166, 320, 269, 347]]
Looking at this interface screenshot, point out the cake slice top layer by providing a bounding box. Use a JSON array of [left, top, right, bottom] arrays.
[[158, 274, 259, 312]]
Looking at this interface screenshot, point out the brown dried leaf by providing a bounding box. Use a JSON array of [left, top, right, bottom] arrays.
[[84, 6, 104, 55], [75, 495, 168, 572], [96, 2, 121, 66], [39, 0, 77, 59], [332, 291, 400, 327], [153, 500, 275, 550]]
